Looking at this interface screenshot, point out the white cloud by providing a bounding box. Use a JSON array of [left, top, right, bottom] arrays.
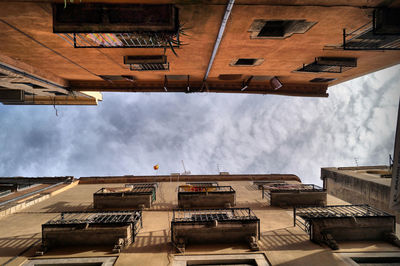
[[0, 65, 399, 185]]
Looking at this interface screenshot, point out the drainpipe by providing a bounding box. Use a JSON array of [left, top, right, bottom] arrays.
[[202, 0, 235, 89]]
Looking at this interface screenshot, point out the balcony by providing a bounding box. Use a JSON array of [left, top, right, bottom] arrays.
[[93, 185, 156, 209], [262, 183, 326, 207], [294, 205, 399, 249], [178, 185, 235, 208], [40, 211, 142, 254], [342, 8, 400, 50], [171, 208, 260, 252], [253, 180, 286, 190], [53, 4, 181, 49], [296, 57, 357, 73]]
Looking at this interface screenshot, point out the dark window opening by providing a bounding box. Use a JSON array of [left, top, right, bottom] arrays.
[[11, 82, 44, 89], [24, 92, 35, 96], [258, 20, 290, 37], [99, 75, 135, 81], [309, 78, 336, 83], [352, 256, 400, 264], [235, 59, 257, 66], [218, 74, 243, 80], [46, 91, 68, 96]]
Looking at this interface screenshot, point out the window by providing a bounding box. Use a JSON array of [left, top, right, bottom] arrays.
[[309, 78, 336, 83], [22, 257, 118, 266], [249, 19, 317, 39], [99, 75, 135, 81], [231, 58, 264, 66], [46, 91, 68, 96], [218, 74, 243, 80], [337, 252, 400, 266], [172, 253, 271, 266], [11, 82, 44, 89]]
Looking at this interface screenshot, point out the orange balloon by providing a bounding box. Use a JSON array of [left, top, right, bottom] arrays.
[[153, 164, 159, 170]]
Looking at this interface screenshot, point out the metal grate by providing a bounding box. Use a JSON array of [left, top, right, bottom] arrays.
[[57, 32, 180, 49], [178, 185, 234, 193], [130, 63, 169, 71], [186, 181, 219, 187], [172, 208, 258, 222], [125, 183, 158, 189], [45, 211, 142, 225], [294, 205, 393, 235]]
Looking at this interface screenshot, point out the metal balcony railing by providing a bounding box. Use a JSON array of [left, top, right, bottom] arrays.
[[96, 186, 156, 202], [297, 57, 357, 73], [262, 183, 324, 201], [125, 183, 159, 189], [343, 26, 400, 50], [342, 8, 400, 50], [172, 208, 259, 223], [57, 32, 180, 49], [46, 211, 142, 227], [294, 205, 393, 236], [178, 185, 234, 193], [186, 181, 219, 187]]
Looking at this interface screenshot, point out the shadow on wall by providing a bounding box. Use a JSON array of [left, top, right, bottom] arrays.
[[40, 201, 94, 213], [125, 229, 170, 253], [259, 228, 312, 251], [0, 233, 40, 259]]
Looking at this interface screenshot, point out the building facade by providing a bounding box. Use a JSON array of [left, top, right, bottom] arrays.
[[0, 173, 400, 265], [0, 1, 399, 105], [321, 165, 400, 220]]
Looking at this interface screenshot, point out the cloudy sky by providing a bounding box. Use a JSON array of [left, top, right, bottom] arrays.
[[0, 64, 399, 185]]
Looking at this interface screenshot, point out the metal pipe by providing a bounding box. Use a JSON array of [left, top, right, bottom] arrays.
[[202, 0, 235, 83]]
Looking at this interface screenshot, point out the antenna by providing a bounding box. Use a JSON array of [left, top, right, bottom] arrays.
[[181, 160, 191, 175], [354, 157, 359, 167]]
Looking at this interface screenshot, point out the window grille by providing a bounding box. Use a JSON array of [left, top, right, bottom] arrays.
[[178, 185, 234, 193]]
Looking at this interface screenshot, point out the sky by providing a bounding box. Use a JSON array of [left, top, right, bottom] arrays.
[[0, 64, 399, 185]]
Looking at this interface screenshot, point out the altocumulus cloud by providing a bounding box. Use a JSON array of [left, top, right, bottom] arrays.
[[0, 64, 399, 184]]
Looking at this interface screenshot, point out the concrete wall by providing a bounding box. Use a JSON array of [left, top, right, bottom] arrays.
[[178, 192, 235, 208], [42, 224, 132, 249], [172, 221, 258, 245], [321, 168, 398, 220], [311, 216, 395, 242], [270, 191, 327, 207], [93, 194, 152, 209]]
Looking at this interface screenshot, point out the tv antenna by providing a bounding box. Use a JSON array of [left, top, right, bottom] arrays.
[[181, 160, 191, 175]]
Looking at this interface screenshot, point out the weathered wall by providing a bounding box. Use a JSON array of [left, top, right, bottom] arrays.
[[321, 168, 397, 219], [93, 194, 152, 209], [311, 216, 395, 242], [178, 192, 235, 208], [172, 222, 258, 245], [270, 191, 327, 207], [42, 224, 132, 249]]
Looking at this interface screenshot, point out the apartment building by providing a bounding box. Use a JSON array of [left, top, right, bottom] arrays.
[[0, 173, 399, 265], [0, 1, 399, 105]]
